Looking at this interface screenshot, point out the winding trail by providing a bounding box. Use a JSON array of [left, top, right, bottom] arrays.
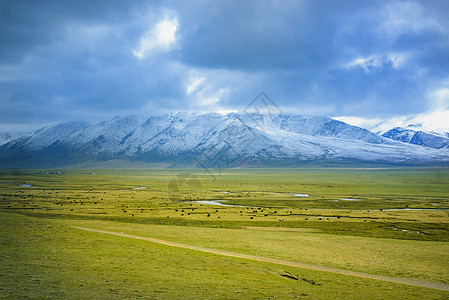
[[73, 226, 449, 292]]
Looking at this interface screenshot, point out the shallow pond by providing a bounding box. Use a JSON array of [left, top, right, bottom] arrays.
[[194, 200, 256, 208], [289, 193, 310, 197]]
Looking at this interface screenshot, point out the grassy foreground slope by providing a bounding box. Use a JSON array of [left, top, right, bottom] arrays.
[[0, 168, 448, 298], [1, 212, 448, 299]]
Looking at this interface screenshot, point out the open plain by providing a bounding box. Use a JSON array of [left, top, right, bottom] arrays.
[[1, 168, 448, 299]]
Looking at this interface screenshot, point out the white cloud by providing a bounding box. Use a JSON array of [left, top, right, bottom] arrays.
[[337, 111, 449, 135], [182, 70, 230, 109], [215, 109, 238, 115], [186, 75, 205, 96], [344, 53, 407, 73], [336, 84, 449, 134], [430, 87, 449, 111], [182, 68, 253, 112], [335, 115, 427, 134], [378, 1, 443, 40], [334, 116, 385, 131], [132, 15, 179, 59], [388, 53, 408, 70], [196, 88, 229, 107], [346, 56, 382, 72]]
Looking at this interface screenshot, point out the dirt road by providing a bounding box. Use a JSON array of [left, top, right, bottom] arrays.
[[73, 226, 449, 292]]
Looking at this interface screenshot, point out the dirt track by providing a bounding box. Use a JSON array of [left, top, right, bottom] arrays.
[[73, 226, 449, 292]]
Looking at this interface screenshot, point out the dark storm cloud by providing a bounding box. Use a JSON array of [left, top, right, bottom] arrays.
[[177, 0, 365, 70], [175, 0, 448, 115], [0, 0, 139, 62], [1, 0, 448, 131], [0, 0, 181, 125]]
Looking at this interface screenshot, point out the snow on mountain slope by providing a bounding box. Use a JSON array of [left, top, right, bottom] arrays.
[[272, 115, 385, 144], [138, 113, 224, 154], [0, 132, 14, 146], [258, 126, 446, 162], [2, 121, 91, 151], [117, 115, 173, 153], [382, 126, 449, 149], [66, 116, 147, 154], [0, 113, 448, 168]]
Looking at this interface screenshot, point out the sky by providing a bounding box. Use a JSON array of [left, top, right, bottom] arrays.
[[1, 0, 449, 134]]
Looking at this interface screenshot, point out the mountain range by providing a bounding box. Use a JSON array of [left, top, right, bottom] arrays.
[[0, 113, 448, 168]]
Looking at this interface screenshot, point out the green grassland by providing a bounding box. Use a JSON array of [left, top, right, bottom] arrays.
[[1, 168, 448, 299]]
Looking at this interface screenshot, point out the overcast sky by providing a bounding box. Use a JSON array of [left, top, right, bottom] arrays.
[[1, 0, 449, 133]]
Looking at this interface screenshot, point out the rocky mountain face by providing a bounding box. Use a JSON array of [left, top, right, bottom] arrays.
[[382, 126, 449, 149], [1, 113, 448, 168]]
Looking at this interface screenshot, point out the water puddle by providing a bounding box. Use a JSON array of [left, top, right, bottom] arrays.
[[338, 198, 361, 201], [119, 186, 148, 191], [289, 193, 310, 197], [193, 200, 255, 208], [20, 184, 32, 187], [392, 227, 424, 234]]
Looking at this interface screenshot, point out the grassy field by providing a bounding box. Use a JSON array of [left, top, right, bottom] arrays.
[[1, 168, 448, 298]]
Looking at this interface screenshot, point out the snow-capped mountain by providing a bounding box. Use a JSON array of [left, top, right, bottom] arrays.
[[7, 121, 92, 151], [1, 113, 448, 168], [382, 126, 449, 149], [0, 132, 14, 146], [0, 131, 30, 146]]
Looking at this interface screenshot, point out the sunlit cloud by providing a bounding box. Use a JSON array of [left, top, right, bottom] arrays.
[[430, 87, 449, 111], [186, 75, 205, 96], [132, 14, 179, 59], [334, 116, 385, 132], [197, 88, 228, 107], [336, 84, 449, 134]]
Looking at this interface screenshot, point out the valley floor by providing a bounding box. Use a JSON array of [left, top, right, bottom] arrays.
[[1, 168, 448, 299]]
